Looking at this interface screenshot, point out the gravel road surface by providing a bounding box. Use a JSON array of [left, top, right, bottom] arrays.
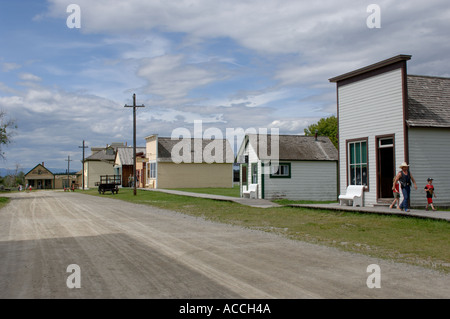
[[0, 191, 448, 298]]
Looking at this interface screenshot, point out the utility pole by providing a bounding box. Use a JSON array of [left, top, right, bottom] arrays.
[[124, 93, 145, 196], [65, 155, 73, 190], [79, 140, 88, 190]]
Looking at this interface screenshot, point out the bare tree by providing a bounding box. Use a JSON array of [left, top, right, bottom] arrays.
[[0, 110, 17, 160]]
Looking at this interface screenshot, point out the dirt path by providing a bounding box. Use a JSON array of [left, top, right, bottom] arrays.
[[0, 191, 448, 298]]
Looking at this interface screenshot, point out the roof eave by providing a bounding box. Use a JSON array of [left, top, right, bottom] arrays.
[[329, 54, 412, 83]]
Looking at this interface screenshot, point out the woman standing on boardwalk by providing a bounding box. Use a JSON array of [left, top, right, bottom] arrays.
[[393, 162, 417, 212]]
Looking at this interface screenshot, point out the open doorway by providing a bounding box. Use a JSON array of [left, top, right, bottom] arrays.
[[376, 136, 395, 201]]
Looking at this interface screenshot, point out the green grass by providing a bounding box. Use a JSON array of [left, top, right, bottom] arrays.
[[0, 197, 10, 209], [80, 188, 450, 273], [170, 185, 240, 197]]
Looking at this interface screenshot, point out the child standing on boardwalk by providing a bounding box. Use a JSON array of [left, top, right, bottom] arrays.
[[390, 178, 401, 209], [424, 178, 437, 211]]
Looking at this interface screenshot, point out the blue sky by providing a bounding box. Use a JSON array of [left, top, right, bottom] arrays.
[[1, 0, 450, 171]]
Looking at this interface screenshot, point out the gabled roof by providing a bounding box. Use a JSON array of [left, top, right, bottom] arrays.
[[241, 134, 338, 161], [156, 137, 234, 163], [85, 147, 116, 162], [24, 163, 54, 178], [407, 75, 450, 128], [115, 147, 146, 166]]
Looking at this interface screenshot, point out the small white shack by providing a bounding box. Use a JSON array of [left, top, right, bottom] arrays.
[[237, 134, 338, 200]]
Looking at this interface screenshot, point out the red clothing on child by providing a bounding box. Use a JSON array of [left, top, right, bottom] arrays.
[[393, 183, 399, 193], [424, 184, 434, 203]]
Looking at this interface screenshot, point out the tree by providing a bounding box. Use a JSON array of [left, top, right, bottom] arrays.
[[304, 115, 338, 149], [0, 111, 17, 159]]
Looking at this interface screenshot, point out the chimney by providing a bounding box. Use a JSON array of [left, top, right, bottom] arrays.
[[42, 162, 44, 167], [315, 130, 318, 141]]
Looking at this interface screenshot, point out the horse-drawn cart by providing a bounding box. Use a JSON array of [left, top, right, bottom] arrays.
[[95, 175, 121, 194]]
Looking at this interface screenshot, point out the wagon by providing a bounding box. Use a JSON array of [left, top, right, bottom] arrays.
[[95, 175, 121, 194]]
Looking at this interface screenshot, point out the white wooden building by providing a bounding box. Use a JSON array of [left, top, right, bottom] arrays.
[[236, 134, 338, 200], [329, 54, 450, 207]]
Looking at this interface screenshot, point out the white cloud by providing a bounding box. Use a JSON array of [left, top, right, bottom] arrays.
[[268, 119, 310, 133], [210, 88, 292, 108], [18, 73, 42, 82], [2, 62, 21, 72], [3, 0, 450, 169], [137, 54, 219, 100]]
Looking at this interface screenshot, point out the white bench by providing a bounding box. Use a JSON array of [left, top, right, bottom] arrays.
[[339, 185, 365, 207], [242, 184, 258, 199]]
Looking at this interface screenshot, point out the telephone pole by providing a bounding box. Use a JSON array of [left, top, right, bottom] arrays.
[[124, 93, 145, 196], [65, 155, 73, 190], [79, 140, 88, 190]]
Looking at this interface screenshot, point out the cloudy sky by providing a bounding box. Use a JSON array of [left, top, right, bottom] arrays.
[[1, 0, 449, 171]]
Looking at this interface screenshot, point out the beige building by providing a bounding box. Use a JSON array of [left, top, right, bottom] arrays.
[[24, 163, 54, 189], [54, 173, 80, 189], [24, 163, 79, 189], [83, 143, 124, 189], [145, 135, 234, 189]]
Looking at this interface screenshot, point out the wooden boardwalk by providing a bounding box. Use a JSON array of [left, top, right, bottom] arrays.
[[140, 188, 449, 221]]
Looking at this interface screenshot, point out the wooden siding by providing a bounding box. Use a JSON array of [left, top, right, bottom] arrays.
[[264, 161, 337, 200], [408, 128, 450, 207], [338, 68, 405, 206], [145, 136, 157, 188], [85, 161, 115, 188], [157, 162, 233, 188], [145, 136, 157, 161]]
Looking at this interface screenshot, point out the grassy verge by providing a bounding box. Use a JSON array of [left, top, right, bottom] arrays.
[[80, 188, 450, 273], [170, 185, 240, 197], [0, 197, 10, 209]]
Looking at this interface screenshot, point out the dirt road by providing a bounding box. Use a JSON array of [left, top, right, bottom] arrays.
[[0, 191, 448, 298]]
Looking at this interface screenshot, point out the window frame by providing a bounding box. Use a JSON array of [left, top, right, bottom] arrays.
[[149, 161, 157, 179], [251, 163, 258, 184], [270, 162, 292, 179], [346, 138, 369, 190]]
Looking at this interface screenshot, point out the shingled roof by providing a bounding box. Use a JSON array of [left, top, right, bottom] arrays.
[[157, 137, 234, 163], [85, 147, 116, 162], [407, 75, 450, 128], [115, 147, 146, 165], [246, 134, 338, 161]]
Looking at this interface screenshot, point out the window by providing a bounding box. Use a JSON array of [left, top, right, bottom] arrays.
[[348, 140, 368, 186], [251, 163, 258, 184], [379, 137, 393, 148], [149, 162, 156, 179], [270, 163, 291, 178]]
